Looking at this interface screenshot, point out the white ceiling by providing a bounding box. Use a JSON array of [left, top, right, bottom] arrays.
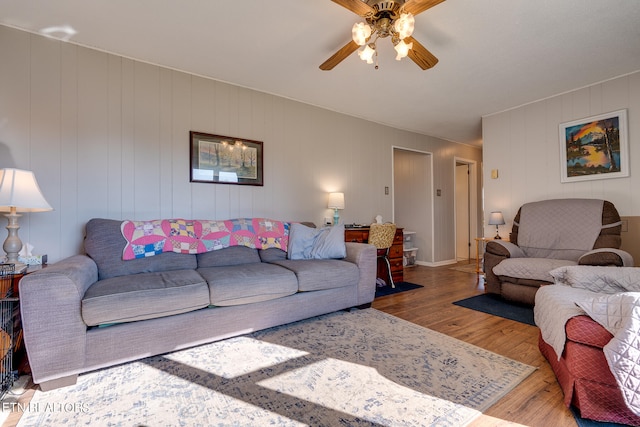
[[2, 0, 640, 147]]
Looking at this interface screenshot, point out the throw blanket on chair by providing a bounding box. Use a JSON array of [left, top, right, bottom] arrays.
[[121, 218, 290, 260], [517, 199, 604, 260]]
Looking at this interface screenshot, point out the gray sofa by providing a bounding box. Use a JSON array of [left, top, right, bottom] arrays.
[[19, 218, 376, 391]]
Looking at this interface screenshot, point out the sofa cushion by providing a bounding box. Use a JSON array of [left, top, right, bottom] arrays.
[[81, 269, 209, 326], [270, 259, 358, 291], [493, 258, 577, 283], [196, 246, 261, 268], [199, 263, 298, 306], [85, 218, 196, 280], [259, 248, 287, 263]]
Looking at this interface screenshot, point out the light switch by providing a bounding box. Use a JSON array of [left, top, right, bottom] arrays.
[[491, 169, 499, 179]]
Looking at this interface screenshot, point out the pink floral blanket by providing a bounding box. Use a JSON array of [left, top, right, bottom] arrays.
[[121, 218, 290, 260]]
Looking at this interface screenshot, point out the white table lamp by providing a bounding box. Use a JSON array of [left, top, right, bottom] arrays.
[[328, 192, 345, 225], [488, 211, 506, 239], [0, 169, 53, 269]]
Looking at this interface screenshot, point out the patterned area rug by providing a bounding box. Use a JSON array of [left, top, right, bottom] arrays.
[[375, 281, 423, 297], [16, 309, 535, 426]]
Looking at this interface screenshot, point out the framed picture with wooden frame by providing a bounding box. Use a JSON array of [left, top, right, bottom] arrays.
[[559, 109, 629, 183], [190, 131, 263, 186]]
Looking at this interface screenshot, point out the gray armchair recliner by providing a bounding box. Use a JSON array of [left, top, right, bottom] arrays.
[[483, 198, 633, 305]]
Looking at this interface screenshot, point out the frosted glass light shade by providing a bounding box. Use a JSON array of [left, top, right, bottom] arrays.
[[328, 192, 345, 210], [394, 39, 413, 60], [352, 22, 372, 46], [358, 45, 376, 64], [0, 168, 53, 212], [394, 13, 415, 40]]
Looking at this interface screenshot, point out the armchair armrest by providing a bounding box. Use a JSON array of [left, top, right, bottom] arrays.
[[484, 240, 526, 295], [579, 248, 634, 267], [345, 242, 376, 306], [486, 240, 526, 258], [19, 255, 98, 387]]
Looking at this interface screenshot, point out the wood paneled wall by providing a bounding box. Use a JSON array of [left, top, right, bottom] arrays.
[[0, 25, 481, 263]]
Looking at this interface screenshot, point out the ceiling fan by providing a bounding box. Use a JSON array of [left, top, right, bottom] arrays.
[[320, 0, 445, 71]]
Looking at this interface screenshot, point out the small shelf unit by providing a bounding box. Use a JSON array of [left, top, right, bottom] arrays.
[[403, 231, 418, 267]]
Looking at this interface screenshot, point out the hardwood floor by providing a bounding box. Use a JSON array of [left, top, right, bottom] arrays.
[[374, 262, 577, 427], [3, 262, 576, 427]]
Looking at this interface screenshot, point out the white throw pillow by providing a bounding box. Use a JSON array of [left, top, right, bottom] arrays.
[[287, 223, 346, 260]]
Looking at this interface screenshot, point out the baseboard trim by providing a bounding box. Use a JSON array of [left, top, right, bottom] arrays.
[[413, 259, 458, 268]]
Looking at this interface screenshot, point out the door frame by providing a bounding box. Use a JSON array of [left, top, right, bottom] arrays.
[[391, 146, 435, 264], [453, 157, 479, 262]]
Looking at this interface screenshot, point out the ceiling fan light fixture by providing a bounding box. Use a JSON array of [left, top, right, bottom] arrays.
[[358, 44, 376, 64], [352, 22, 372, 46], [320, 0, 442, 71], [394, 39, 413, 60], [394, 12, 415, 40]]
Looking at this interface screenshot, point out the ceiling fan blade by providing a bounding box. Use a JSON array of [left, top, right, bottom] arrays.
[[402, 0, 446, 16], [319, 40, 360, 70], [405, 36, 439, 70], [331, 0, 375, 17]]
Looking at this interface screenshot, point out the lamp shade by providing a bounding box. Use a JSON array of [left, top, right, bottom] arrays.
[[328, 192, 345, 210], [358, 44, 376, 64], [351, 22, 372, 46], [488, 211, 505, 225], [394, 13, 415, 40], [394, 39, 413, 60], [0, 168, 53, 212]]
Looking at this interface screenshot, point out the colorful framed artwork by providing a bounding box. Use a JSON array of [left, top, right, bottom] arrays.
[[559, 109, 629, 183], [190, 131, 263, 186]]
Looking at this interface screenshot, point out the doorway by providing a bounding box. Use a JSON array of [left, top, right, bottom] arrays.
[[454, 158, 478, 262], [392, 147, 434, 265]]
